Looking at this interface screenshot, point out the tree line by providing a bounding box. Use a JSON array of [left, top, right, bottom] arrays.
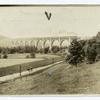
[[0, 44, 67, 58], [66, 32, 100, 66]]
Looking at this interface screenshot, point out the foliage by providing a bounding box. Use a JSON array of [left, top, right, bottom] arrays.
[[44, 47, 50, 54], [86, 39, 97, 64], [67, 31, 100, 66], [67, 39, 85, 66], [51, 46, 60, 53], [30, 52, 36, 58], [3, 54, 8, 59], [26, 55, 30, 58], [26, 52, 36, 58]]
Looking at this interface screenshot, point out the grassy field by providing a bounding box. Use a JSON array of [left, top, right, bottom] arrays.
[[0, 61, 100, 95], [0, 59, 43, 68], [7, 53, 60, 59], [0, 54, 62, 77]]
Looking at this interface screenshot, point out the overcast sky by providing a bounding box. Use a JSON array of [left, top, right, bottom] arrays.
[[0, 6, 100, 38]]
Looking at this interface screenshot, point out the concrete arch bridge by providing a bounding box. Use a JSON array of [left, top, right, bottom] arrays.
[[11, 36, 77, 49]]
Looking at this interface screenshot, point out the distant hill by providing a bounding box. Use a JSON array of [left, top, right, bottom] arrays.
[[0, 35, 9, 40]]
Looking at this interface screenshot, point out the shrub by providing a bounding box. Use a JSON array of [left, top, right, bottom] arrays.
[[86, 41, 97, 64], [0, 54, 1, 59], [30, 52, 36, 58], [3, 54, 8, 59], [51, 46, 60, 53], [67, 39, 85, 66], [26, 55, 30, 58], [44, 47, 49, 54]]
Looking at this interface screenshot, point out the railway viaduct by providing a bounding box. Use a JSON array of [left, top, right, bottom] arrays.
[[0, 36, 77, 49], [12, 36, 77, 48]]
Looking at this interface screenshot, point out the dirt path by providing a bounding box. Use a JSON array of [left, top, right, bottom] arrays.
[[0, 61, 100, 95]]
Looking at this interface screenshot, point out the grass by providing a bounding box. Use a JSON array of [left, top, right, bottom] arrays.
[[7, 53, 60, 59], [0, 54, 62, 77], [0, 61, 100, 95], [0, 59, 43, 68]]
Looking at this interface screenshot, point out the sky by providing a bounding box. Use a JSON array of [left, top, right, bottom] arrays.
[[0, 6, 100, 38]]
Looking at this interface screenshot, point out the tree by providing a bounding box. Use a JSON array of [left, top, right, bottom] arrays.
[[85, 37, 97, 63], [67, 39, 85, 66], [44, 47, 49, 54], [0, 54, 1, 59], [9, 47, 17, 54], [30, 52, 36, 58], [96, 31, 100, 38], [3, 54, 8, 59], [51, 46, 60, 53]]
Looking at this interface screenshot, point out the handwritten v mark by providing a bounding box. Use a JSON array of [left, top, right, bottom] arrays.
[[45, 11, 52, 20]]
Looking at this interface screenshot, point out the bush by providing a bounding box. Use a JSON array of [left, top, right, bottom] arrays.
[[67, 39, 85, 66], [26, 55, 30, 58], [44, 47, 49, 54], [3, 54, 8, 59], [86, 41, 97, 64], [0, 54, 1, 59], [30, 52, 36, 58], [9, 47, 16, 54], [51, 46, 60, 53]]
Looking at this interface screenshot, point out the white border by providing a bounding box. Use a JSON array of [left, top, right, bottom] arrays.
[[0, 97, 100, 100], [0, 0, 100, 4], [0, 0, 100, 100]]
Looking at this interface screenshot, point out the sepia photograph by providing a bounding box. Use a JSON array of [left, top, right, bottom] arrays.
[[0, 5, 100, 95]]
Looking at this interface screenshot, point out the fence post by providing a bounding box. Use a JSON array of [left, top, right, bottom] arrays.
[[19, 65, 22, 77], [52, 58, 54, 64]]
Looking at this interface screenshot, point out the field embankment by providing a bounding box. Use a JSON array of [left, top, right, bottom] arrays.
[[0, 54, 62, 77], [1, 61, 100, 95]]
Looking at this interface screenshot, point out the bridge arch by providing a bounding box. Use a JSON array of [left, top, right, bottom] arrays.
[[15, 40, 20, 46], [60, 39, 70, 47], [25, 41, 30, 46], [44, 40, 51, 48], [51, 39, 60, 47], [0, 36, 77, 50], [19, 40, 25, 46], [36, 39, 44, 49], [30, 40, 36, 46]]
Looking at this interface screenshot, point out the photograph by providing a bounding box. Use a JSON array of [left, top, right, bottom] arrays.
[[0, 5, 100, 95]]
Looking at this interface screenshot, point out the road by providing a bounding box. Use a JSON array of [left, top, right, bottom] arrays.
[[0, 61, 100, 95]]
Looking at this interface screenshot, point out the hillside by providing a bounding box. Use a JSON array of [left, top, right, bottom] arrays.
[[0, 61, 100, 95], [0, 35, 9, 40]]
